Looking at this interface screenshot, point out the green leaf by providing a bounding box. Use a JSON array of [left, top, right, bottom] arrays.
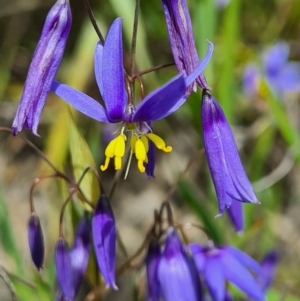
[[68, 112, 100, 211], [0, 188, 23, 274], [217, 0, 241, 122]]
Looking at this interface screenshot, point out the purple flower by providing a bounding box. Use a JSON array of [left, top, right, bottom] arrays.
[[51, 18, 213, 176], [243, 42, 300, 97], [257, 250, 278, 291], [201, 90, 259, 215], [161, 0, 209, 91], [12, 0, 71, 135], [157, 229, 202, 301], [28, 214, 44, 270], [190, 243, 265, 301], [55, 238, 74, 300], [146, 240, 161, 301], [92, 194, 117, 289]]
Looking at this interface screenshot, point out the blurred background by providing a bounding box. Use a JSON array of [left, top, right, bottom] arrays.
[[0, 0, 300, 300]]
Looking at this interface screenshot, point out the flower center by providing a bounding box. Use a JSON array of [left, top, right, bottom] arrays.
[[100, 123, 172, 174]]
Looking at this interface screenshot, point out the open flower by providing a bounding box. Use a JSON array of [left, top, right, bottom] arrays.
[[190, 243, 265, 301], [201, 90, 259, 215], [161, 0, 209, 91], [243, 42, 300, 98], [51, 18, 213, 176], [12, 0, 71, 135]]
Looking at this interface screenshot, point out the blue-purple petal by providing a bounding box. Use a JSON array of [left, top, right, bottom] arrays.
[[55, 238, 75, 300], [185, 41, 214, 87], [224, 245, 262, 274], [226, 201, 244, 233], [220, 251, 265, 301], [94, 42, 104, 96], [145, 139, 156, 178], [102, 18, 127, 122], [189, 243, 206, 273], [275, 63, 300, 93], [158, 230, 202, 301], [70, 217, 91, 295], [204, 255, 225, 301], [51, 80, 109, 122], [257, 250, 278, 291], [146, 240, 161, 301], [92, 194, 117, 289], [132, 74, 186, 122], [263, 42, 289, 76], [243, 64, 259, 97]]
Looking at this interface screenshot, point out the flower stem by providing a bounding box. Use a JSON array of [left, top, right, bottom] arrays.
[[82, 0, 105, 43]]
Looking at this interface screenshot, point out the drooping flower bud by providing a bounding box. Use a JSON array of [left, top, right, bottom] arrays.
[[146, 239, 161, 301], [160, 0, 209, 92], [55, 238, 74, 300], [12, 0, 72, 135], [157, 228, 202, 301], [28, 214, 44, 270], [201, 90, 259, 215], [92, 194, 117, 289]]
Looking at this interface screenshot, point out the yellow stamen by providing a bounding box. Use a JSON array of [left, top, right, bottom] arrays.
[[135, 138, 146, 173], [146, 133, 172, 153], [141, 135, 149, 152], [100, 134, 126, 171], [130, 135, 138, 153]]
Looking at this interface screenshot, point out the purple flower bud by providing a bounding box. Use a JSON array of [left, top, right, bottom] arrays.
[[158, 229, 202, 301], [12, 0, 72, 135], [28, 214, 44, 270], [146, 240, 161, 300], [190, 243, 265, 301], [92, 194, 117, 289], [55, 238, 74, 300], [161, 0, 209, 91], [201, 90, 259, 215]]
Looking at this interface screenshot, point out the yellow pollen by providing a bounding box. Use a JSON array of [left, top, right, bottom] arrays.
[[135, 138, 147, 173], [146, 133, 172, 153], [100, 134, 126, 171]]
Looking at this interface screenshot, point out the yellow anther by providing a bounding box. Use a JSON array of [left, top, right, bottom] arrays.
[[135, 138, 147, 173], [141, 135, 149, 152], [100, 134, 126, 171], [130, 135, 138, 153], [146, 133, 172, 153]]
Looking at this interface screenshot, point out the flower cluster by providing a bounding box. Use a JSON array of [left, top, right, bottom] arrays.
[[13, 0, 280, 299], [146, 227, 276, 301]]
